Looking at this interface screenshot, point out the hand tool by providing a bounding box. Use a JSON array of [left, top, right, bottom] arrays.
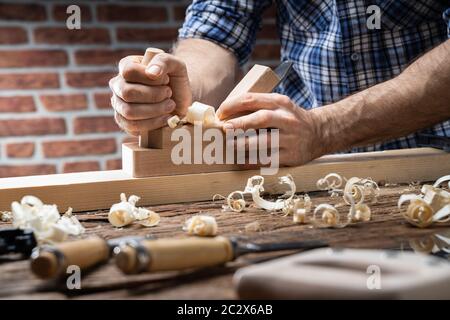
[[0, 228, 37, 257], [30, 235, 150, 279], [233, 247, 450, 299], [113, 235, 327, 274]]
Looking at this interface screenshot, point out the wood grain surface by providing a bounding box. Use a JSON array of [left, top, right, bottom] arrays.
[[0, 183, 449, 299]]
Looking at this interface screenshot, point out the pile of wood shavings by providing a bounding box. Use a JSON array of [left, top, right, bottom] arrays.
[[9, 196, 85, 244], [216, 173, 381, 230]]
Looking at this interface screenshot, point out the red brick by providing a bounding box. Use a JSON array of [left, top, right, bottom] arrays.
[[263, 4, 277, 19], [0, 73, 59, 90], [97, 5, 167, 22], [65, 71, 115, 88], [63, 161, 100, 173], [252, 44, 281, 60], [0, 165, 56, 178], [74, 49, 142, 66], [53, 4, 92, 22], [42, 138, 116, 158], [173, 4, 188, 22], [34, 27, 110, 44], [40, 94, 87, 112], [0, 27, 27, 44], [0, 50, 68, 68], [0, 3, 46, 21], [106, 159, 122, 170], [117, 27, 178, 43], [123, 136, 138, 144], [6, 142, 35, 158], [74, 116, 119, 134], [0, 96, 35, 113], [94, 92, 112, 109], [258, 24, 278, 40], [0, 118, 66, 137]]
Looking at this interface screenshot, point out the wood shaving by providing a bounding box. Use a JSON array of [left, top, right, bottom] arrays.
[[316, 173, 344, 190], [109, 193, 160, 228], [314, 173, 376, 226], [167, 115, 181, 128], [0, 211, 12, 222], [227, 191, 246, 212], [313, 204, 347, 228], [245, 221, 262, 232], [183, 215, 218, 236], [167, 102, 221, 128], [293, 208, 307, 224], [398, 175, 450, 228], [10, 196, 84, 244]]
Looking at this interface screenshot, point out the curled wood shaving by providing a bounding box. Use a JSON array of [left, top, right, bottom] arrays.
[[10, 196, 84, 244], [313, 204, 348, 228], [247, 175, 296, 211], [183, 215, 218, 236], [316, 173, 344, 190], [0, 211, 12, 222], [108, 193, 160, 228], [168, 102, 221, 128], [398, 175, 450, 228], [167, 115, 181, 128], [226, 191, 246, 212], [217, 174, 298, 214]]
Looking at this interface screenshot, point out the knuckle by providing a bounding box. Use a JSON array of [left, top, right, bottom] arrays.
[[121, 104, 134, 119], [121, 85, 137, 102], [108, 76, 118, 91], [271, 93, 291, 106], [121, 64, 137, 80], [241, 93, 255, 105], [258, 110, 272, 126]]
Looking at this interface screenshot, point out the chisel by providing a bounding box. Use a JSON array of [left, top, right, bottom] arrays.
[[30, 235, 148, 279], [114, 236, 327, 274]]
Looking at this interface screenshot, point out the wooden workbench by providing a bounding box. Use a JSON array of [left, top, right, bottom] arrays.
[[0, 183, 449, 300]]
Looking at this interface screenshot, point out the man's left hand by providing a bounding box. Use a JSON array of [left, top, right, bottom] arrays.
[[216, 93, 323, 166]]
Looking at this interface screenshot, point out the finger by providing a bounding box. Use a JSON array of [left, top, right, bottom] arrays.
[[223, 109, 284, 131], [217, 93, 294, 120], [111, 95, 176, 120], [109, 76, 172, 104], [114, 111, 171, 134], [145, 53, 188, 79], [119, 56, 169, 85]]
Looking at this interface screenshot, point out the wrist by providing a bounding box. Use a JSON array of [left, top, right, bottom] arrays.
[[308, 104, 343, 156]]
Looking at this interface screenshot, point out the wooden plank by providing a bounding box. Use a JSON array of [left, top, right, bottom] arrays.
[[1, 185, 448, 299], [0, 148, 448, 213]]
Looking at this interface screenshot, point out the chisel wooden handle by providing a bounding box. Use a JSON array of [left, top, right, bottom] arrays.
[[115, 236, 234, 274], [139, 47, 165, 148], [31, 237, 109, 279]]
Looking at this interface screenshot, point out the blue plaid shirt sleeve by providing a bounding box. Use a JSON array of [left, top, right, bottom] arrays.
[[445, 7, 450, 37], [178, 0, 272, 66]]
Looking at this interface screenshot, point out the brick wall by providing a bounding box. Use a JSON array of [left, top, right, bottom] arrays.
[[0, 0, 280, 178]]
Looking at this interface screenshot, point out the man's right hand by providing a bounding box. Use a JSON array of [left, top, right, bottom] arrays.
[[109, 52, 192, 136]]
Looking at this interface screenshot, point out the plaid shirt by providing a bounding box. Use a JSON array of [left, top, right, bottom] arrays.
[[179, 0, 450, 152]]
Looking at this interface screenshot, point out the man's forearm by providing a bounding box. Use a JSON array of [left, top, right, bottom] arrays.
[[312, 39, 450, 154], [173, 38, 240, 107]]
